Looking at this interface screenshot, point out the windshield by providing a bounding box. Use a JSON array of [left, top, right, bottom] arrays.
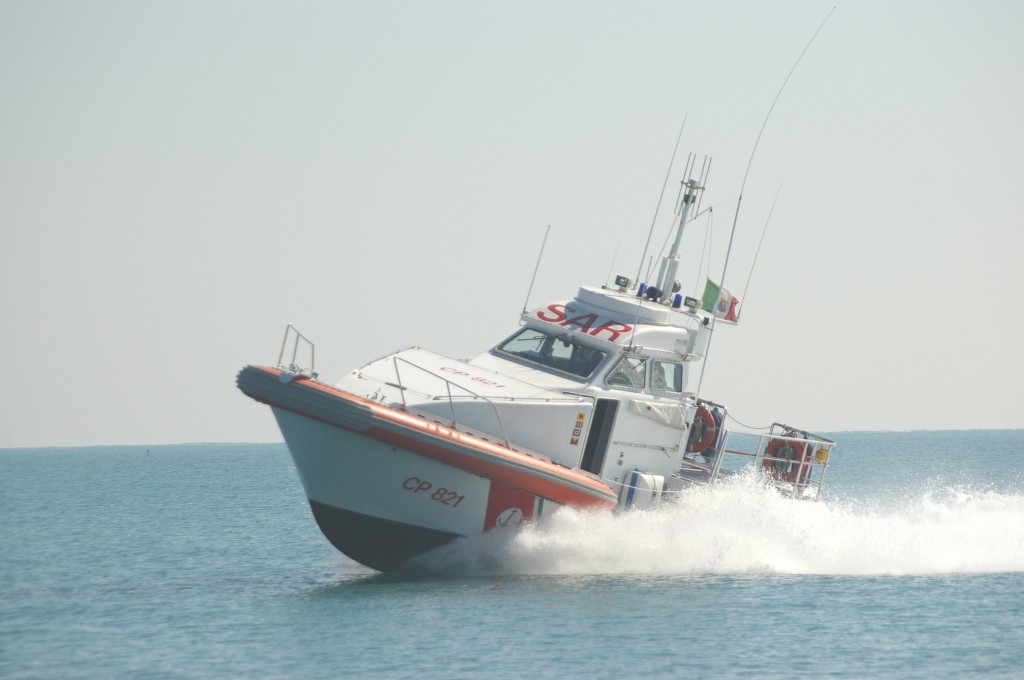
[[496, 328, 607, 379]]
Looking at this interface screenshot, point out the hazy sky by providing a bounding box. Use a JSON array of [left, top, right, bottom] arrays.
[[2, 1, 1022, 447]]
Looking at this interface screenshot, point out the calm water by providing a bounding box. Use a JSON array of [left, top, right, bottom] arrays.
[[2, 431, 1023, 679]]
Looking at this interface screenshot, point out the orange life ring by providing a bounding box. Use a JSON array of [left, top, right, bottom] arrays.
[[686, 406, 717, 453], [762, 438, 808, 483]]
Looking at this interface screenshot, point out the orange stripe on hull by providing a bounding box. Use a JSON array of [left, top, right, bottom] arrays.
[[363, 424, 614, 509], [246, 366, 617, 509]]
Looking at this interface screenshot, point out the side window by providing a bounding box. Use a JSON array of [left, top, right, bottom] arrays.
[[606, 356, 647, 389], [651, 360, 683, 393]]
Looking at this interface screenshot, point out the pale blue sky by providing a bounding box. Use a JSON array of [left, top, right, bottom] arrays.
[[2, 1, 1022, 447]]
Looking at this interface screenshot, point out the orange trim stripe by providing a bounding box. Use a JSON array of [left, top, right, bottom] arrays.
[[250, 366, 617, 508]]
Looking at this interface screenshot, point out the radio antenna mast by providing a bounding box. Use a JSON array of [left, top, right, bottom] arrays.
[[522, 225, 551, 314], [696, 7, 835, 398], [635, 113, 687, 287], [722, 6, 835, 294], [738, 182, 783, 317]]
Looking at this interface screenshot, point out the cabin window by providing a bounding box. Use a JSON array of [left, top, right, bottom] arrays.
[[496, 328, 607, 378], [652, 360, 683, 393], [606, 356, 647, 389]]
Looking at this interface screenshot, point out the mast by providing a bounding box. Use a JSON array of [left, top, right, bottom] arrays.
[[653, 178, 704, 303]]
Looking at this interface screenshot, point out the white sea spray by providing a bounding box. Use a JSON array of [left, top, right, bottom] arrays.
[[414, 467, 1024, 576]]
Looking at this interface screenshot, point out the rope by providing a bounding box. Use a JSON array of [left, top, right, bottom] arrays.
[[725, 413, 772, 431]]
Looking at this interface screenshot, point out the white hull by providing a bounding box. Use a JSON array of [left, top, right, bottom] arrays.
[[273, 408, 558, 569], [238, 365, 616, 570]]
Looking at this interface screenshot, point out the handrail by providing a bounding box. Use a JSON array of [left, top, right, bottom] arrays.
[[391, 356, 406, 410], [681, 424, 833, 501], [277, 324, 317, 378], [752, 428, 832, 500], [384, 356, 514, 449]]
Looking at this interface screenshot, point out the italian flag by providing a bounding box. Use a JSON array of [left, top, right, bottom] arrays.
[[702, 279, 740, 321]]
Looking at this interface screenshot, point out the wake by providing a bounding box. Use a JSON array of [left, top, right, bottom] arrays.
[[412, 470, 1024, 576]]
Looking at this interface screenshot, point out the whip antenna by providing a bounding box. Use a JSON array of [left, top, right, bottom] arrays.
[[696, 7, 834, 398], [522, 225, 551, 314], [738, 182, 783, 317], [604, 241, 622, 288], [723, 5, 835, 289], [635, 113, 687, 287]]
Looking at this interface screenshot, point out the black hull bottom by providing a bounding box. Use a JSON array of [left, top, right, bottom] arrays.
[[309, 500, 461, 572]]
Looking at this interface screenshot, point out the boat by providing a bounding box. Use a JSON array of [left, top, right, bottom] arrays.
[[237, 174, 836, 572]]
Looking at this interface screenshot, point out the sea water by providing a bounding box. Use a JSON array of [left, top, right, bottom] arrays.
[[2, 431, 1023, 679]]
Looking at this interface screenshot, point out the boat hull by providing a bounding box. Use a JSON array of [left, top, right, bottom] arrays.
[[237, 365, 617, 570], [308, 501, 459, 572]]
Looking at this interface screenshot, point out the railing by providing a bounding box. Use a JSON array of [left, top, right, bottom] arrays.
[[359, 355, 515, 450], [679, 413, 835, 500], [276, 324, 317, 378]]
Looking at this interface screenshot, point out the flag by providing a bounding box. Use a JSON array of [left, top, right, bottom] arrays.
[[702, 279, 740, 321]]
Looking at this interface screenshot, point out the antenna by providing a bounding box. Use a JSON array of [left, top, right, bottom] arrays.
[[737, 182, 783, 317], [626, 255, 655, 350], [695, 7, 835, 398], [645, 153, 712, 285], [693, 206, 714, 293], [635, 114, 687, 288], [604, 241, 622, 288], [725, 6, 836, 287], [522, 225, 551, 314], [694, 156, 712, 216]]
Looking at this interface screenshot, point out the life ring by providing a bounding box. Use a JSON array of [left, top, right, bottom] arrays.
[[686, 406, 717, 453], [762, 438, 808, 483]]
